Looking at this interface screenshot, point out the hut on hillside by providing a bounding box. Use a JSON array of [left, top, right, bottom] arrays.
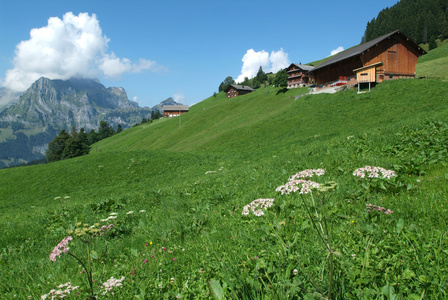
[[224, 84, 254, 98], [162, 105, 189, 118]]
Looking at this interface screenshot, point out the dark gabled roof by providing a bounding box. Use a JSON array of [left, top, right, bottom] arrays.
[[287, 63, 314, 72], [311, 30, 426, 72], [162, 105, 189, 112], [225, 84, 255, 92]]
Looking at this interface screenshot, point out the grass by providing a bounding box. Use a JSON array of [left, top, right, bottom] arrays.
[[416, 41, 448, 79], [1, 49, 448, 298]]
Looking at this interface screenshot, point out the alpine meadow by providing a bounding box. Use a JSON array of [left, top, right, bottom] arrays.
[[2, 37, 448, 300]]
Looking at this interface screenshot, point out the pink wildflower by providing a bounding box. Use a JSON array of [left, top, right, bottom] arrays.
[[100, 224, 114, 236], [143, 259, 148, 263], [366, 203, 394, 215], [49, 236, 73, 262], [173, 258, 177, 261]]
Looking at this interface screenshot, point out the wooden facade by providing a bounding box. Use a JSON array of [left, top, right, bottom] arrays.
[[224, 84, 254, 98], [162, 105, 189, 118], [286, 63, 314, 89], [310, 30, 426, 88]]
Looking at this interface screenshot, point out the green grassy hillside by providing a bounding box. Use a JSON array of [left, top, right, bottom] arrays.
[[416, 42, 448, 79], [1, 51, 448, 298]]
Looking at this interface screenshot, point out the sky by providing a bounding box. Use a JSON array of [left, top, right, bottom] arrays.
[[0, 0, 400, 108]]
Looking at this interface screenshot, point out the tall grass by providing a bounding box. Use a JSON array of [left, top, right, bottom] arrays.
[[1, 79, 448, 298]]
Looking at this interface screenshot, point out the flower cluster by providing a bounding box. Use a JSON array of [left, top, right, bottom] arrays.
[[101, 212, 118, 222], [242, 198, 275, 216], [288, 168, 325, 181], [275, 179, 320, 195], [353, 166, 396, 179], [366, 204, 393, 215], [101, 276, 125, 295], [99, 224, 114, 236], [41, 282, 79, 299], [50, 236, 73, 262]]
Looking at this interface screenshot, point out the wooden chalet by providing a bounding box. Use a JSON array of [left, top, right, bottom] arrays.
[[225, 84, 254, 98], [310, 30, 426, 89], [286, 63, 315, 88], [162, 105, 189, 118]]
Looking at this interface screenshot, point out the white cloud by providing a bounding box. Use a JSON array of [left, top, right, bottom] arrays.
[[330, 46, 344, 56], [2, 12, 160, 92], [236, 48, 290, 83], [173, 92, 185, 103]]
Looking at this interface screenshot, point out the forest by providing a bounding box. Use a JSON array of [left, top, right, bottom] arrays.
[[362, 0, 448, 49]]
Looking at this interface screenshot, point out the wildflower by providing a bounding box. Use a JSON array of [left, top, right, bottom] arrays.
[[276, 179, 320, 195], [41, 282, 79, 299], [288, 168, 325, 181], [293, 269, 298, 276], [100, 224, 114, 236], [353, 166, 396, 179], [50, 236, 73, 262], [143, 259, 148, 263], [173, 258, 177, 261], [242, 198, 275, 216], [170, 277, 175, 283], [101, 276, 125, 295], [366, 204, 394, 215], [254, 209, 264, 216], [162, 247, 167, 251]]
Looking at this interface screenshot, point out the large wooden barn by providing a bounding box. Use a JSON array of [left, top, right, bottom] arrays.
[[286, 63, 315, 88], [310, 30, 426, 88]]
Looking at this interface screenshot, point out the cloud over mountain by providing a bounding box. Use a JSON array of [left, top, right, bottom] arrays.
[[2, 12, 160, 92], [236, 48, 290, 83]]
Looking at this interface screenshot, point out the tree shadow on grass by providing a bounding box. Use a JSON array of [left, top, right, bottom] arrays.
[[276, 88, 288, 95]]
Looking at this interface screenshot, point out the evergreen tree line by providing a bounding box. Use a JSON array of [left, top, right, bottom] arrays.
[[46, 121, 121, 163], [218, 66, 284, 92], [133, 110, 163, 127], [362, 0, 448, 49]]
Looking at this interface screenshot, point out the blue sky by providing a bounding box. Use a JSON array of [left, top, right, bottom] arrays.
[[0, 0, 400, 108]]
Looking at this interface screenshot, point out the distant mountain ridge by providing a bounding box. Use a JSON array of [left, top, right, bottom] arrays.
[[0, 77, 178, 167]]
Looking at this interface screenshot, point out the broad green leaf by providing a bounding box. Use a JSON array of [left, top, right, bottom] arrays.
[[382, 284, 397, 300], [396, 219, 404, 234], [208, 278, 224, 300]]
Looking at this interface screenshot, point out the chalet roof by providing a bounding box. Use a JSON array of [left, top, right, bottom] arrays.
[[311, 30, 426, 72], [162, 105, 189, 112], [287, 63, 314, 72], [225, 84, 255, 92]]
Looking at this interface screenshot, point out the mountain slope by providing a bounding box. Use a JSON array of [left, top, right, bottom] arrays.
[[0, 77, 151, 167]]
